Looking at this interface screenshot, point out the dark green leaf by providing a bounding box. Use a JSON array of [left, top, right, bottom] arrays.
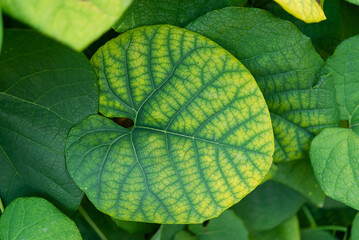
[[0, 29, 98, 210], [233, 181, 306, 232], [263, 0, 359, 59], [113, 0, 247, 33], [187, 7, 338, 163], [189, 210, 248, 240], [249, 215, 300, 240], [272, 159, 325, 206], [151, 225, 185, 240], [301, 230, 338, 240]]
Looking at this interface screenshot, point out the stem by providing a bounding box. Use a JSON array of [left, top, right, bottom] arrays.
[[0, 198, 4, 214], [78, 205, 108, 240], [302, 225, 348, 232], [302, 205, 317, 228]]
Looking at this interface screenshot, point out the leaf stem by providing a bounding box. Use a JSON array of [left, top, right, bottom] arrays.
[[311, 226, 348, 232], [0, 198, 4, 214], [78, 205, 108, 240], [302, 205, 317, 228]]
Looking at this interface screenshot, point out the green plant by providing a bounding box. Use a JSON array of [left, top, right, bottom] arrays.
[[0, 0, 359, 239]]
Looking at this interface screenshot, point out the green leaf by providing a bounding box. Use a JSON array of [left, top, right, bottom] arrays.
[[263, 0, 359, 59], [113, 0, 247, 33], [311, 35, 359, 210], [189, 210, 248, 240], [0, 197, 82, 240], [174, 231, 197, 240], [151, 225, 185, 240], [351, 213, 359, 240], [0, 0, 133, 51], [310, 128, 359, 210], [0, 29, 98, 210], [321, 35, 359, 123], [66, 24, 274, 224], [187, 7, 338, 163], [345, 0, 359, 5], [272, 159, 325, 206], [301, 230, 338, 240], [273, 0, 326, 23], [233, 181, 306, 232], [249, 215, 300, 240]]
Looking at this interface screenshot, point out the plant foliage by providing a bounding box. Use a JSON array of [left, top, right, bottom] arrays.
[[0, 0, 358, 239]]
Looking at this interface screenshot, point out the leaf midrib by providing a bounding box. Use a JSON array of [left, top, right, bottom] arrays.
[[133, 126, 270, 157]]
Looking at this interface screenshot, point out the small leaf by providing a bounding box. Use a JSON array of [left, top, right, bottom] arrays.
[[311, 35, 359, 210], [174, 231, 197, 240], [0, 197, 82, 240], [0, 0, 133, 51], [272, 159, 325, 206], [311, 128, 359, 210], [113, 0, 247, 33], [233, 181, 306, 232], [189, 210, 249, 240], [151, 225, 185, 240], [249, 215, 300, 240], [345, 0, 359, 5], [321, 35, 359, 123], [0, 30, 98, 210], [187, 7, 338, 163], [66, 25, 274, 223], [301, 230, 338, 240], [273, 0, 326, 23], [351, 213, 359, 240]]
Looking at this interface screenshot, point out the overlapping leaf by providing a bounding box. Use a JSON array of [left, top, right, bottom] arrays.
[[187, 210, 248, 240], [233, 181, 306, 232], [272, 159, 325, 206], [0, 30, 98, 210], [264, 0, 359, 59], [113, 0, 247, 33], [345, 0, 359, 5], [273, 0, 326, 23], [187, 7, 338, 163], [249, 216, 300, 240], [311, 35, 359, 210], [66, 25, 274, 223], [0, 197, 82, 240], [0, 0, 133, 51]]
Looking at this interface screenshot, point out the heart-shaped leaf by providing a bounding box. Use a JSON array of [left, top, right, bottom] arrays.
[[187, 7, 339, 163], [0, 0, 133, 51], [311, 35, 359, 210], [0, 30, 98, 210], [66, 25, 274, 223], [113, 0, 247, 33], [0, 197, 82, 240], [273, 0, 326, 23]]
